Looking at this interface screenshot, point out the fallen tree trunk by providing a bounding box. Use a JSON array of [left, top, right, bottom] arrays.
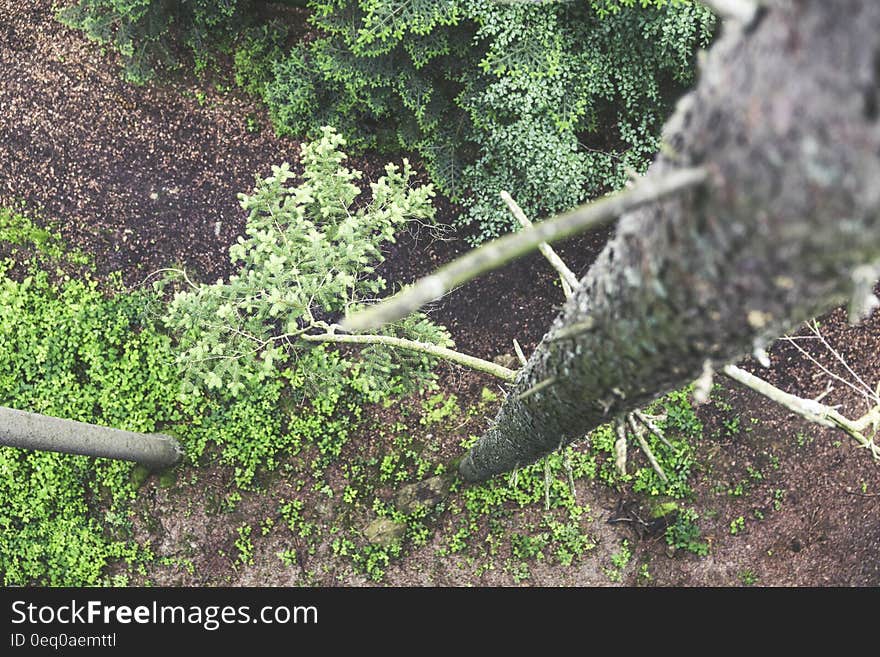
[[460, 1, 880, 481], [0, 406, 183, 470]]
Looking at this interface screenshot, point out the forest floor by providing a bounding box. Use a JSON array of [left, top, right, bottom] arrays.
[[2, 1, 878, 586]]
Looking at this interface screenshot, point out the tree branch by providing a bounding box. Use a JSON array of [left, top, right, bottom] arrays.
[[301, 332, 517, 382], [632, 409, 673, 449], [627, 413, 668, 483], [512, 338, 528, 367], [500, 190, 579, 295], [614, 420, 628, 476], [341, 167, 708, 331], [722, 364, 879, 459], [848, 263, 880, 325], [0, 406, 182, 470]]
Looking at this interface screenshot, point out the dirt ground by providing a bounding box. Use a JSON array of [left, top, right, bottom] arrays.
[[1, 1, 878, 586]]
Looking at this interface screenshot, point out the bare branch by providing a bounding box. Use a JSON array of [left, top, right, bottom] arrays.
[[0, 406, 182, 470], [723, 364, 835, 426], [500, 190, 578, 294], [614, 420, 628, 476], [512, 338, 528, 367], [782, 330, 879, 408], [560, 277, 573, 299], [632, 410, 673, 449], [301, 332, 517, 382], [804, 320, 879, 405], [723, 364, 879, 459], [549, 317, 596, 342], [752, 343, 771, 368], [342, 167, 708, 331], [544, 456, 551, 511], [516, 376, 557, 401], [848, 264, 880, 324], [627, 414, 668, 483], [692, 359, 715, 405], [564, 447, 576, 499]]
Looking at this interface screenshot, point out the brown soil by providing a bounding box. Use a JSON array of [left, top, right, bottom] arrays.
[[2, 1, 878, 587]]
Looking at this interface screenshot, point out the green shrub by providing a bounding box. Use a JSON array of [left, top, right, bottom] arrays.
[[666, 507, 709, 555], [57, 0, 252, 82], [61, 2, 712, 241], [265, 1, 714, 241], [0, 227, 177, 583], [178, 348, 361, 488], [0, 208, 380, 582], [582, 387, 701, 498], [233, 23, 287, 101], [0, 448, 146, 586]]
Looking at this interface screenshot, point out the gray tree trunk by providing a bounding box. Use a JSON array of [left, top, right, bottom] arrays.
[[0, 406, 183, 470], [460, 1, 880, 482]]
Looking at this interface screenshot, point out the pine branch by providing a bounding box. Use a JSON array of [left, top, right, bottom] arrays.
[[341, 167, 708, 331], [301, 332, 517, 382]]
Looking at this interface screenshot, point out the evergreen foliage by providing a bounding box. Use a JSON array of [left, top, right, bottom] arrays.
[[265, 0, 714, 241], [162, 126, 452, 399], [57, 0, 252, 82], [60, 1, 713, 241]]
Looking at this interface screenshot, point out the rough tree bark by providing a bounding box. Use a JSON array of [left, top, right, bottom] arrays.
[[0, 406, 183, 469], [460, 1, 880, 481]]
